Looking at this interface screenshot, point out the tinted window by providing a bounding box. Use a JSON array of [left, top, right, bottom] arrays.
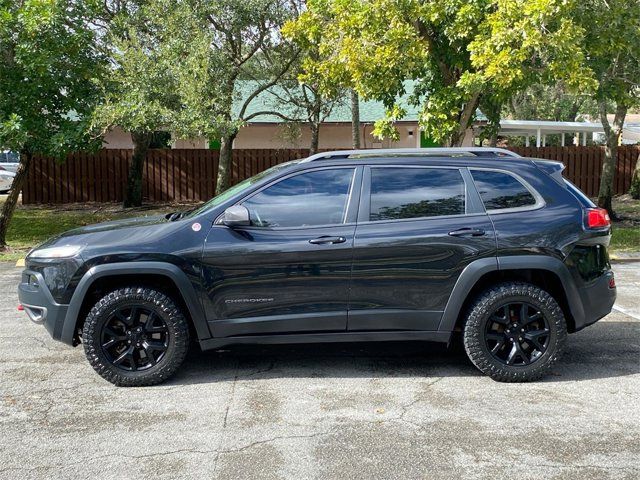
[[370, 168, 465, 221], [471, 170, 537, 210], [243, 168, 354, 228]]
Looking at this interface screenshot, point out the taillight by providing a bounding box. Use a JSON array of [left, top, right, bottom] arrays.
[[586, 208, 610, 229]]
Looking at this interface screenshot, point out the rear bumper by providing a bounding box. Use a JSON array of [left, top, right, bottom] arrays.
[[17, 270, 72, 344], [573, 270, 616, 331]]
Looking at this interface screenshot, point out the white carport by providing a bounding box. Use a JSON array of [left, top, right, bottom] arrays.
[[498, 120, 604, 147]]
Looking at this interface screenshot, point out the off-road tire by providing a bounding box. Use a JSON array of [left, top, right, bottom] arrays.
[[463, 282, 567, 382], [83, 287, 189, 387]]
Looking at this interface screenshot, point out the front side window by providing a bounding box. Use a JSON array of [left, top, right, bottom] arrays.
[[471, 170, 537, 210], [242, 168, 354, 228], [369, 168, 465, 221]]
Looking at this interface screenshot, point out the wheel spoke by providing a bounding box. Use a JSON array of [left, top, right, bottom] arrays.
[[524, 329, 549, 351], [490, 339, 505, 354], [143, 346, 157, 366], [522, 311, 543, 326], [506, 343, 519, 365], [143, 340, 167, 352], [112, 346, 134, 366], [129, 307, 140, 324], [115, 311, 132, 326]]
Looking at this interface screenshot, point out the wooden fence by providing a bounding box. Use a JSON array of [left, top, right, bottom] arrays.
[[509, 146, 638, 197], [21, 146, 639, 204], [22, 149, 310, 204]]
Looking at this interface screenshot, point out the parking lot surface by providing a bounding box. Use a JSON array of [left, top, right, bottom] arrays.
[[1, 262, 639, 479]]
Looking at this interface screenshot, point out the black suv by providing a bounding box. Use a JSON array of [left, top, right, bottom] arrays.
[[18, 148, 616, 386]]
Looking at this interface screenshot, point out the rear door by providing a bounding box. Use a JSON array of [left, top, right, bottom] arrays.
[[348, 165, 496, 331]]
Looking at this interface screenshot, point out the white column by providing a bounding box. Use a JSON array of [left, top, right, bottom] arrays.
[[525, 136, 530, 147], [536, 128, 541, 147], [582, 131, 587, 146], [561, 132, 565, 146], [542, 134, 547, 147]]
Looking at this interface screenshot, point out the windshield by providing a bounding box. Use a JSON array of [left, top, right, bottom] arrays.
[[187, 160, 300, 217]]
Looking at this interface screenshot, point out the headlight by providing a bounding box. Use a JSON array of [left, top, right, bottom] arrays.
[[28, 245, 83, 259]]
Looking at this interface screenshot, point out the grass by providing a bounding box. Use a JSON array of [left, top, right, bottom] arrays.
[[609, 194, 640, 254], [0, 194, 639, 263], [0, 202, 179, 262]]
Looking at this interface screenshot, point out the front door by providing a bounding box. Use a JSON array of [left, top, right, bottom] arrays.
[[201, 166, 360, 337], [348, 165, 496, 331]]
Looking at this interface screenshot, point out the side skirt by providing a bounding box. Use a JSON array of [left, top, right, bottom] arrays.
[[199, 330, 452, 351]]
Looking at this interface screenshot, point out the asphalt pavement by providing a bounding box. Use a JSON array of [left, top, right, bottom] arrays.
[[0, 262, 638, 479]]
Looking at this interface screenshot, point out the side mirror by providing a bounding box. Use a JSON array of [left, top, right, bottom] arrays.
[[222, 205, 251, 227]]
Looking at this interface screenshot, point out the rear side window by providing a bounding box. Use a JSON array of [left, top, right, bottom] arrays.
[[369, 168, 465, 221], [471, 170, 537, 211]]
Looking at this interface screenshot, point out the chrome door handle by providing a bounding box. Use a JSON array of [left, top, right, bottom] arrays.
[[309, 236, 346, 245], [448, 228, 486, 237]]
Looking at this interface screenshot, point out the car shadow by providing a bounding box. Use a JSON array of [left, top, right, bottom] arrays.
[[167, 321, 640, 386]]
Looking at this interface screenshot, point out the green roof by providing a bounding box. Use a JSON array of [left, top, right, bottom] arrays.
[[233, 80, 423, 123]]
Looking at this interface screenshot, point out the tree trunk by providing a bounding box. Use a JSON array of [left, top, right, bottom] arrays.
[[450, 91, 481, 147], [597, 101, 626, 217], [309, 122, 320, 155], [350, 89, 361, 149], [629, 152, 640, 199], [489, 131, 498, 147], [215, 130, 237, 195], [124, 131, 151, 208], [0, 150, 32, 250]]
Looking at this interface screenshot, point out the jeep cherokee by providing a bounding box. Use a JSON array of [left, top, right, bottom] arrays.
[[18, 148, 616, 386]]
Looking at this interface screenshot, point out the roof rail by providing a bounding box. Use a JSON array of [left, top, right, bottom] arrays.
[[302, 147, 521, 162]]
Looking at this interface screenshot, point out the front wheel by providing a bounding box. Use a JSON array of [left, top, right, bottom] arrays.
[[82, 287, 190, 386], [463, 282, 567, 382]]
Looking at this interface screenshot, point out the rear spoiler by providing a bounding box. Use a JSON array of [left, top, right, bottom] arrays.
[[533, 160, 565, 186]]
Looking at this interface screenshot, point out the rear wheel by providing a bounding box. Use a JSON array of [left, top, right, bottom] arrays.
[[83, 287, 189, 386], [463, 282, 567, 382]]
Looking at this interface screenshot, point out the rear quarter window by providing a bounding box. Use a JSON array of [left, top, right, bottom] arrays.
[[471, 170, 537, 211]]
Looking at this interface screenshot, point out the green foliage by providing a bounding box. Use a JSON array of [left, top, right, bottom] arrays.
[[0, 0, 102, 156], [91, 2, 182, 138], [505, 83, 599, 122], [285, 0, 589, 146], [575, 0, 640, 108], [160, 0, 298, 141]]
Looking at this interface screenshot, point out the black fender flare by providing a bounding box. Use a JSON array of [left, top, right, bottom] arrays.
[[438, 255, 584, 333], [60, 262, 210, 345]]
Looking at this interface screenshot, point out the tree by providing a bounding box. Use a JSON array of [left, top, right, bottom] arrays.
[[506, 83, 597, 124], [574, 0, 640, 214], [92, 2, 181, 207], [256, 80, 344, 154], [0, 0, 102, 249], [284, 0, 587, 148], [160, 0, 298, 194]]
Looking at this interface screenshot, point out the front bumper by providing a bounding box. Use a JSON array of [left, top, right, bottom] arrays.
[[18, 270, 71, 343], [573, 270, 616, 331]]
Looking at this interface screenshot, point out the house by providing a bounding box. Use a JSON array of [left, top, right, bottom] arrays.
[[102, 82, 477, 150]]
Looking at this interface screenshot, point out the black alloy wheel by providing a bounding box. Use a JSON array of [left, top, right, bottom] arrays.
[[484, 302, 550, 366], [101, 306, 169, 371]]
